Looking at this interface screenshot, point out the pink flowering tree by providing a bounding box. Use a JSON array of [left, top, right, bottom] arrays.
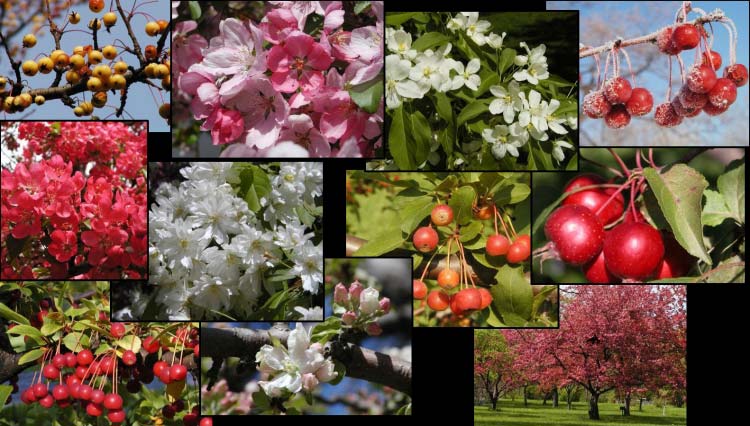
[[503, 285, 686, 420], [1, 121, 147, 279], [173, 1, 384, 158]]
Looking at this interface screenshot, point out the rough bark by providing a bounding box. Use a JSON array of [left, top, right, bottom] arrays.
[[588, 393, 600, 420], [552, 387, 559, 408], [624, 393, 631, 416], [201, 326, 412, 396]]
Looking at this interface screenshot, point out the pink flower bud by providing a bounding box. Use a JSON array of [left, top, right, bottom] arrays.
[[333, 283, 348, 305], [348, 280, 363, 301], [302, 373, 319, 392], [379, 297, 391, 314], [365, 322, 382, 336], [310, 342, 323, 354], [342, 311, 357, 325]]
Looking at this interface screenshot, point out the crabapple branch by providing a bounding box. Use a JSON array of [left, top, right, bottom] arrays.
[[115, 0, 145, 65], [201, 326, 413, 396], [579, 10, 727, 58]]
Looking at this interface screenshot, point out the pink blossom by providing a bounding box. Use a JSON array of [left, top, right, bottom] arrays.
[[260, 8, 299, 45], [323, 1, 344, 33], [173, 21, 208, 74], [201, 18, 267, 98], [191, 82, 220, 120], [333, 282, 348, 305], [342, 311, 356, 325], [278, 115, 330, 157], [222, 77, 289, 149], [203, 109, 244, 145], [379, 297, 391, 314], [313, 90, 367, 142], [265, 142, 310, 157], [333, 137, 364, 158], [219, 144, 259, 158], [267, 31, 333, 93], [268, 1, 324, 29], [365, 322, 382, 336]]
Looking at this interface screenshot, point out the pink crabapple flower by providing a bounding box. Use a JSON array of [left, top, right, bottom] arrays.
[[200, 18, 267, 98], [268, 1, 325, 29], [222, 77, 290, 149], [173, 21, 208, 74], [323, 2, 345, 34], [267, 31, 334, 93], [266, 142, 310, 157], [278, 114, 331, 157], [203, 108, 245, 146], [260, 7, 300, 45]]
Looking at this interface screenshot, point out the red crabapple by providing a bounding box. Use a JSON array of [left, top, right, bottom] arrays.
[[485, 235, 510, 257], [582, 250, 621, 284], [603, 77, 632, 104], [686, 65, 717, 94], [412, 226, 438, 253], [426, 290, 450, 311], [437, 268, 459, 289], [430, 204, 454, 226], [656, 26, 681, 55], [671, 24, 700, 50], [678, 86, 708, 109], [708, 78, 737, 108], [702, 100, 729, 116], [413, 279, 427, 299], [544, 205, 605, 266], [723, 64, 748, 87], [654, 102, 683, 127], [604, 104, 631, 129], [702, 50, 722, 70], [671, 96, 701, 118], [583, 90, 611, 118], [603, 222, 664, 280], [625, 87, 653, 116]]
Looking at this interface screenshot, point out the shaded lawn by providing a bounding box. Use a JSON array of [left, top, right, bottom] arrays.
[[474, 399, 686, 426]]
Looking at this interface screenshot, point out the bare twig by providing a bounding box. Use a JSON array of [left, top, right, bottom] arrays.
[[115, 0, 146, 65], [580, 10, 727, 58], [0, 30, 23, 93]]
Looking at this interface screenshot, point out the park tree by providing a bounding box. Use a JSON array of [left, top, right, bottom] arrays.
[[474, 329, 522, 411], [509, 285, 686, 420]]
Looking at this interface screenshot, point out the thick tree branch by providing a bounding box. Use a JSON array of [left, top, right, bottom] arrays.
[[579, 10, 727, 58], [201, 327, 412, 396]]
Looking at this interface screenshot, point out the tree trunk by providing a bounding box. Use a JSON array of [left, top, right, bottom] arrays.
[[523, 385, 528, 407], [588, 393, 600, 420], [542, 392, 548, 405], [491, 397, 498, 411], [552, 387, 559, 407], [623, 393, 631, 416], [639, 397, 643, 411]]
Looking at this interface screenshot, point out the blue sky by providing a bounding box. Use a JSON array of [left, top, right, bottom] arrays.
[[0, 1, 169, 131], [548, 1, 749, 145]]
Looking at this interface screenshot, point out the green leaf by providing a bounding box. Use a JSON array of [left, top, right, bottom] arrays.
[[0, 385, 11, 412], [40, 321, 63, 336], [115, 335, 142, 353], [18, 348, 45, 365], [643, 165, 711, 265], [448, 186, 477, 225], [398, 195, 434, 235], [497, 48, 517, 74], [7, 324, 44, 341], [717, 161, 744, 224], [329, 360, 347, 385], [531, 285, 556, 318], [353, 230, 406, 256], [491, 265, 532, 320], [475, 71, 500, 97], [434, 92, 453, 125], [411, 32, 451, 51], [353, 1, 370, 14], [349, 77, 383, 114], [63, 332, 90, 352], [494, 182, 530, 205], [705, 256, 744, 283], [702, 189, 733, 227], [386, 12, 428, 26], [0, 302, 30, 325], [458, 220, 483, 242], [457, 101, 489, 127], [529, 140, 554, 170], [388, 106, 412, 169], [252, 389, 272, 411], [311, 317, 342, 344], [411, 110, 432, 167], [188, 1, 201, 20]]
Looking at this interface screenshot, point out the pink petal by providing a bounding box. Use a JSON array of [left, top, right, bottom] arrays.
[[266, 45, 288, 72], [202, 47, 243, 73], [284, 32, 314, 58], [81, 231, 100, 247], [220, 18, 251, 46], [306, 43, 334, 70], [271, 71, 299, 93]]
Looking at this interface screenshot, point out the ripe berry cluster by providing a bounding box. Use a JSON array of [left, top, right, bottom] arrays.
[[541, 174, 694, 283], [583, 77, 653, 129], [412, 202, 530, 319], [4, 291, 202, 425]]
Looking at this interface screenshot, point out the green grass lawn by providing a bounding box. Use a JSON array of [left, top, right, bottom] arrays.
[[474, 399, 686, 426]]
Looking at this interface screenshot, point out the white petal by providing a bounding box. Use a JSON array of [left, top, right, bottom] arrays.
[[549, 121, 568, 135], [396, 80, 426, 99], [466, 58, 481, 74]]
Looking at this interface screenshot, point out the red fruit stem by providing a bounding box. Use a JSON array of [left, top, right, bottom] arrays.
[[676, 54, 686, 83], [446, 237, 452, 272], [607, 148, 631, 178], [649, 148, 656, 168], [419, 241, 445, 281], [620, 46, 636, 86], [593, 50, 602, 88], [593, 179, 632, 219], [457, 238, 476, 288], [635, 149, 643, 170], [579, 10, 726, 58], [580, 155, 624, 178], [718, 18, 738, 64], [496, 208, 511, 239], [502, 210, 517, 238], [493, 205, 499, 236], [667, 56, 673, 100]]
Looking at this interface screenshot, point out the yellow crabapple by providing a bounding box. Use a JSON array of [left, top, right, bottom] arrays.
[[110, 74, 126, 89], [88, 50, 103, 64], [73, 46, 85, 56], [50, 50, 64, 62], [22, 60, 38, 76], [74, 106, 85, 116], [37, 57, 54, 74], [162, 75, 171, 90], [113, 61, 128, 74], [17, 93, 33, 108], [92, 92, 107, 107], [144, 45, 158, 60], [88, 18, 101, 30], [54, 53, 70, 68], [153, 64, 169, 79], [81, 101, 94, 114], [87, 76, 103, 91], [66, 70, 81, 84], [34, 95, 45, 105], [70, 54, 85, 69], [92, 65, 111, 79], [102, 45, 117, 60], [144, 63, 157, 78], [69, 11, 81, 24], [145, 21, 160, 36], [89, 0, 104, 13], [157, 20, 169, 33], [103, 12, 117, 27], [23, 34, 37, 48]]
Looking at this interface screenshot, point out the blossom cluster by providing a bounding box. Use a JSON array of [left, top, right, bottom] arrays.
[[1, 122, 147, 279], [385, 12, 578, 166], [255, 322, 337, 398], [148, 162, 323, 320], [174, 1, 384, 157], [333, 280, 390, 336]]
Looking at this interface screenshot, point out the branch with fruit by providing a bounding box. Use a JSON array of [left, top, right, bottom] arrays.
[[580, 1, 747, 129], [533, 148, 745, 283]]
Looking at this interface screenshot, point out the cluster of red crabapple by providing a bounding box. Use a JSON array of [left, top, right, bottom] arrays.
[[538, 173, 694, 283], [411, 201, 530, 317], [583, 21, 748, 128]]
